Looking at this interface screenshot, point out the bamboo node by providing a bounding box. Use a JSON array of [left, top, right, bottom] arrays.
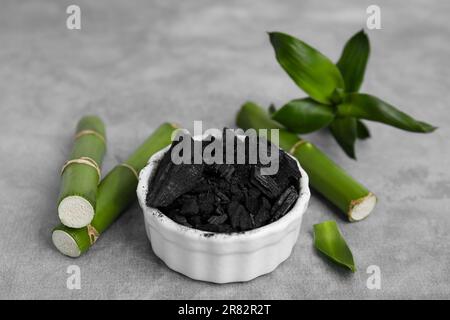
[[87, 224, 100, 245], [61, 157, 101, 183], [75, 130, 106, 144], [120, 163, 139, 180], [289, 139, 308, 154]]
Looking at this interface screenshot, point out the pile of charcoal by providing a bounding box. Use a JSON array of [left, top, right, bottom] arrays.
[[146, 130, 301, 233]]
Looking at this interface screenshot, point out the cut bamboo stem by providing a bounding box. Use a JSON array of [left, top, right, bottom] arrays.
[[57, 116, 106, 228], [52, 123, 178, 257], [236, 102, 376, 221]]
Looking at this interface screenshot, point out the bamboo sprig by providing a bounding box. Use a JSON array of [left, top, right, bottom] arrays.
[[268, 30, 436, 159]]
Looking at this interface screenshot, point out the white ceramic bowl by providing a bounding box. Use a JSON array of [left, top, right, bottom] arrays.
[[137, 139, 310, 283]]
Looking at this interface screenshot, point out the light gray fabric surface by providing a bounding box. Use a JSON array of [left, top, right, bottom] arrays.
[[0, 0, 449, 299]]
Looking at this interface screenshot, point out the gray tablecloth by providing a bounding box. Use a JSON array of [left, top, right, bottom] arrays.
[[0, 0, 449, 299]]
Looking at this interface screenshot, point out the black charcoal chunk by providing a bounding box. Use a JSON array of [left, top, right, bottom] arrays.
[[245, 188, 261, 214], [180, 198, 199, 216], [215, 190, 230, 203], [238, 209, 253, 231], [146, 137, 204, 207], [227, 201, 253, 231], [215, 205, 226, 216], [250, 166, 281, 199], [274, 152, 302, 192], [227, 201, 242, 229], [173, 214, 192, 227], [208, 214, 228, 225], [147, 163, 203, 207], [230, 183, 244, 202], [271, 186, 298, 221], [190, 179, 211, 193], [254, 197, 271, 227], [215, 164, 235, 181], [188, 215, 203, 226], [198, 193, 215, 215]]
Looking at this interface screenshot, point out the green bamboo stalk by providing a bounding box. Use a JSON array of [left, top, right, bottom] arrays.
[[52, 123, 178, 257], [57, 116, 106, 228], [236, 102, 376, 221]]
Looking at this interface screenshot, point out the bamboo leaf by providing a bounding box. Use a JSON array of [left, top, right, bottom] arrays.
[[269, 32, 345, 105], [272, 98, 336, 134], [329, 117, 357, 159], [356, 120, 371, 139], [338, 93, 437, 133], [314, 220, 356, 272], [337, 30, 370, 93]]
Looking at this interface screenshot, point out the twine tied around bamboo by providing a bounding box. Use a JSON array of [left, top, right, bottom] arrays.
[[75, 129, 106, 144], [119, 163, 139, 180], [87, 224, 100, 245], [289, 139, 308, 154], [61, 157, 101, 183]]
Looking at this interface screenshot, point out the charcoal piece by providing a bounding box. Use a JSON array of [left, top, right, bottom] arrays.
[[215, 205, 225, 216], [173, 214, 192, 227], [149, 163, 203, 207], [274, 152, 302, 191], [250, 166, 281, 199], [180, 198, 199, 216], [254, 197, 272, 227], [282, 152, 301, 180], [239, 209, 253, 231], [146, 136, 204, 207], [230, 183, 244, 202], [215, 190, 230, 203], [217, 179, 231, 193], [227, 201, 253, 230], [198, 193, 215, 215], [146, 140, 176, 205], [245, 188, 261, 214], [234, 164, 251, 185], [214, 164, 235, 181], [189, 179, 211, 193], [271, 186, 299, 221], [227, 201, 242, 229], [208, 214, 228, 225], [188, 215, 203, 226]]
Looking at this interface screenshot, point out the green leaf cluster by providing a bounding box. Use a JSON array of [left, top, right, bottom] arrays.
[[269, 30, 435, 158]]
